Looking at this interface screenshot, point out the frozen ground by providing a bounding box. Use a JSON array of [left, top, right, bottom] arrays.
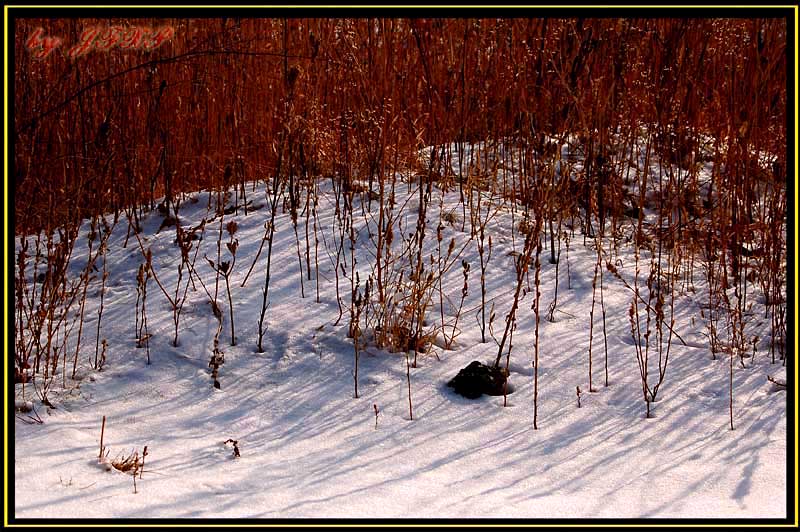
[[13, 162, 787, 519]]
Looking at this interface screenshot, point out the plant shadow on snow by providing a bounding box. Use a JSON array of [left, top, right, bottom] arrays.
[[14, 176, 786, 518]]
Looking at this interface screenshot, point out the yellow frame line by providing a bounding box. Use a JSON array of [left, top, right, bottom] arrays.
[[2, 4, 800, 8], [3, 3, 8, 530], [794, 5, 799, 529]]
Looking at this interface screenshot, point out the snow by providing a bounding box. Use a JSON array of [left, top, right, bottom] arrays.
[[13, 152, 787, 519]]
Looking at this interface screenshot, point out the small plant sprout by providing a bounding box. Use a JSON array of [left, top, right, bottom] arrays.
[[224, 439, 241, 458], [135, 261, 152, 364], [405, 350, 413, 421], [97, 339, 107, 372], [767, 375, 786, 390], [207, 287, 225, 390], [206, 220, 239, 346], [99, 415, 106, 462], [140, 446, 148, 479], [97, 415, 148, 490]]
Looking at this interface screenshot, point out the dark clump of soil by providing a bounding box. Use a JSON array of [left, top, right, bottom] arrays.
[[447, 361, 510, 399]]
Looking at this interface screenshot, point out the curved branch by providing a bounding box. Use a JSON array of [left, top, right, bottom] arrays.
[[18, 48, 319, 133]]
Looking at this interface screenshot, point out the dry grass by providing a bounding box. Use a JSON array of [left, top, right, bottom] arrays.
[[13, 16, 787, 427]]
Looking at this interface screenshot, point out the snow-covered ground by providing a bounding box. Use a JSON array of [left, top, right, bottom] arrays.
[[13, 158, 787, 519]]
